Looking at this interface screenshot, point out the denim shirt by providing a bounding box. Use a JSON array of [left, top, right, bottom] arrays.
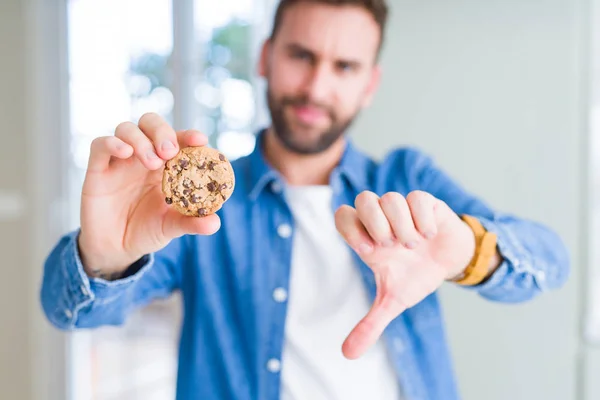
[[40, 132, 570, 400]]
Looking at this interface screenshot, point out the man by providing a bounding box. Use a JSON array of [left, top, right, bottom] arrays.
[[41, 0, 570, 399]]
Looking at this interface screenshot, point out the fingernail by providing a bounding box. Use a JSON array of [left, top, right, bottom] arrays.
[[146, 151, 158, 160], [405, 241, 418, 249], [358, 243, 373, 255], [161, 141, 175, 151]]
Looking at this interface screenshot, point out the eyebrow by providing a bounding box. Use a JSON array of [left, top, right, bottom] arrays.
[[285, 42, 363, 68]]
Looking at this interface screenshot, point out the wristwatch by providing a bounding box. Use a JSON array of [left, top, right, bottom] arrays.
[[451, 214, 498, 286]]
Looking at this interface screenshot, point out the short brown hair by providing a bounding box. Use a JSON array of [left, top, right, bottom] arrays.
[[269, 0, 389, 57]]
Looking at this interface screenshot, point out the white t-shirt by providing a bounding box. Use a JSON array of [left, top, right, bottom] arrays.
[[280, 185, 403, 400]]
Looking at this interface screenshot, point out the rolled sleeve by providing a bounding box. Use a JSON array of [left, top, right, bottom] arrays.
[[460, 215, 569, 302], [41, 230, 154, 329]]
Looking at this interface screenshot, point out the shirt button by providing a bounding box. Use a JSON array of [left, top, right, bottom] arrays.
[[267, 358, 281, 373], [271, 181, 282, 194], [536, 270, 546, 282], [64, 309, 73, 319], [331, 180, 342, 194], [277, 224, 292, 239], [273, 287, 288, 303]]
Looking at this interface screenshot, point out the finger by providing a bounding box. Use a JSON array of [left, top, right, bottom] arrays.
[[88, 136, 134, 173], [342, 293, 404, 360], [115, 121, 164, 170], [406, 190, 437, 239], [176, 129, 209, 148], [162, 209, 221, 238], [138, 112, 179, 160], [334, 205, 375, 256], [379, 192, 421, 249], [355, 191, 394, 247]]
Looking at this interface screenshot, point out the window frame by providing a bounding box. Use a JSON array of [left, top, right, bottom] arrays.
[[25, 0, 72, 399], [585, 0, 600, 345]]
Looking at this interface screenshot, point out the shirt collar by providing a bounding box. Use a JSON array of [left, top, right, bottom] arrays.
[[245, 129, 372, 201]]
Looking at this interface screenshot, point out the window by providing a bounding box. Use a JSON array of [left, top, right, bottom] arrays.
[[65, 0, 275, 398]]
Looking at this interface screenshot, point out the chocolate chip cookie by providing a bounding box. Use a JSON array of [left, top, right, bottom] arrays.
[[162, 146, 235, 217]]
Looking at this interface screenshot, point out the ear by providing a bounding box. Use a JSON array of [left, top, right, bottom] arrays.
[[258, 39, 272, 78], [360, 65, 382, 108]]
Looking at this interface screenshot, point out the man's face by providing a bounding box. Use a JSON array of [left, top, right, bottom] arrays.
[[259, 2, 382, 154]]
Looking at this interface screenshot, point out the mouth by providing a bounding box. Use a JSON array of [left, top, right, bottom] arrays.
[[290, 104, 328, 125]]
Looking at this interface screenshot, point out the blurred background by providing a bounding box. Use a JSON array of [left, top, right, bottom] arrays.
[[0, 0, 598, 399]]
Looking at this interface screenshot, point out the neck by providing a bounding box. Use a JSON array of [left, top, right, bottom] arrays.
[[262, 128, 346, 185]]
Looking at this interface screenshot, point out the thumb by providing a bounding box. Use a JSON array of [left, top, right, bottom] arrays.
[[434, 199, 458, 232], [342, 292, 405, 360], [162, 209, 221, 238]]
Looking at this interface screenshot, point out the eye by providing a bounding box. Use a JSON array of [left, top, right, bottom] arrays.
[[292, 50, 313, 63], [336, 61, 356, 73]]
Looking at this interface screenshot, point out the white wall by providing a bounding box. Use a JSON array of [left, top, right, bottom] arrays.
[[352, 1, 587, 399]]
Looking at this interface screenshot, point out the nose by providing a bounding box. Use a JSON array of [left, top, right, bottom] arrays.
[[302, 63, 333, 104]]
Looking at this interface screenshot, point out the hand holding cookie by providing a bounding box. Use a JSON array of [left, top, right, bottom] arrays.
[[78, 112, 227, 279]]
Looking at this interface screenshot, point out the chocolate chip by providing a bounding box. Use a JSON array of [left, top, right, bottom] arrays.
[[182, 189, 191, 195], [206, 181, 216, 192], [207, 161, 215, 171], [198, 208, 207, 216], [191, 194, 201, 203], [220, 183, 228, 190], [221, 194, 226, 201], [219, 153, 225, 161], [198, 162, 206, 170], [180, 197, 189, 207], [165, 197, 173, 205], [168, 176, 173, 183], [179, 159, 190, 169]]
